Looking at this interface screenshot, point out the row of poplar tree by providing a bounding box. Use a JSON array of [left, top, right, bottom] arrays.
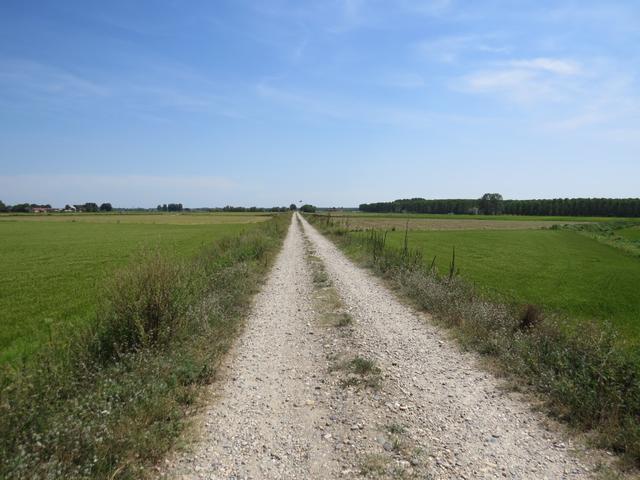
[[359, 194, 640, 217]]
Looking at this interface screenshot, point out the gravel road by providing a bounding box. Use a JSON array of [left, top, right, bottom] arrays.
[[162, 213, 597, 479]]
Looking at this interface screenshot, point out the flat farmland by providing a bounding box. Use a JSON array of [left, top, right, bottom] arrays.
[[322, 212, 636, 231], [618, 225, 640, 241], [331, 216, 587, 231], [0, 212, 271, 225], [331, 211, 632, 222], [0, 214, 268, 363], [344, 216, 640, 340]]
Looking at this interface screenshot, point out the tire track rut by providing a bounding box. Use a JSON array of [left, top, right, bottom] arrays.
[[164, 214, 344, 479], [299, 213, 594, 479], [162, 213, 599, 479]]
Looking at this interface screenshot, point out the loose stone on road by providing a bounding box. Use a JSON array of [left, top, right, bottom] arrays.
[[162, 213, 597, 479]]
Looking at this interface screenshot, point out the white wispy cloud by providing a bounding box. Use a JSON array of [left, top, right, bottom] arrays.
[[536, 3, 640, 33], [546, 111, 607, 130], [0, 57, 245, 119], [416, 35, 510, 63], [509, 58, 581, 76], [544, 73, 640, 133], [461, 68, 555, 103], [458, 57, 584, 103], [255, 83, 348, 119], [457, 53, 640, 140], [250, 0, 456, 34], [0, 59, 110, 98], [256, 80, 489, 128]]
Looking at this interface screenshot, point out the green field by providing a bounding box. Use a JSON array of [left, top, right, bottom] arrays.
[[320, 212, 640, 233], [329, 211, 635, 222], [380, 228, 640, 339], [618, 225, 640, 241], [0, 214, 266, 363], [0, 212, 270, 224]]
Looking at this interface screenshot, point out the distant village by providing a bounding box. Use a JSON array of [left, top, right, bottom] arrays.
[[0, 201, 113, 213], [0, 201, 323, 214]]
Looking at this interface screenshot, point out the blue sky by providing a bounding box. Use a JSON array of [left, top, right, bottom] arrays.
[[0, 0, 638, 207]]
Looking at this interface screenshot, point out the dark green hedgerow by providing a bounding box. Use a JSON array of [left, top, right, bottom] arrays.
[[0, 214, 289, 479], [306, 213, 640, 469]]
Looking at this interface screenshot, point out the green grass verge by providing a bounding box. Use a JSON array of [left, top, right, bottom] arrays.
[[563, 221, 640, 259], [0, 220, 258, 363], [306, 214, 640, 470], [618, 226, 640, 241], [379, 229, 640, 340], [0, 214, 289, 479]]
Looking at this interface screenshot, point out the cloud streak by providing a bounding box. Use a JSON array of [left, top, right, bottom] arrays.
[[416, 35, 511, 63], [0, 57, 247, 120], [2, 0, 640, 205], [509, 58, 581, 76], [255, 81, 488, 128], [457, 57, 584, 103], [0, 59, 110, 98]]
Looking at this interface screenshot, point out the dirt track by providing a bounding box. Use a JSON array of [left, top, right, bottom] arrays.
[[163, 213, 596, 479]]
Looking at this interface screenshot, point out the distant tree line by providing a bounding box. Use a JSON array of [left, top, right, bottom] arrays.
[[502, 198, 640, 217], [156, 203, 183, 212], [360, 198, 478, 214], [80, 202, 99, 212], [221, 205, 293, 212], [68, 203, 112, 212], [360, 195, 640, 217], [0, 200, 316, 214], [0, 202, 52, 213], [0, 201, 115, 213]]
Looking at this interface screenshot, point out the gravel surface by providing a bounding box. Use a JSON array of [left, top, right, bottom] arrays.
[[162, 213, 598, 479]]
